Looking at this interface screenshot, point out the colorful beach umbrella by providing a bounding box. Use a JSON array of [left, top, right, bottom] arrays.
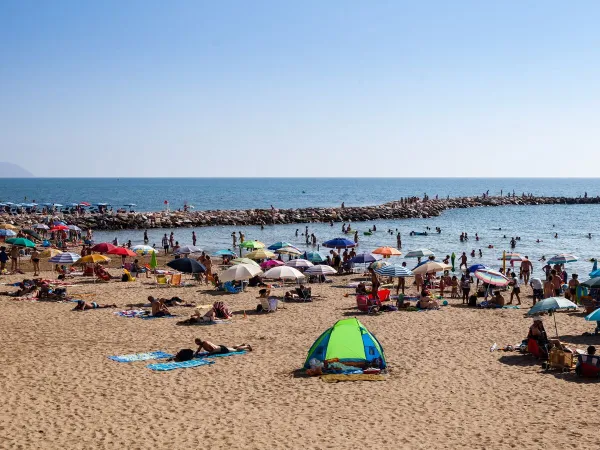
[[527, 297, 579, 338], [260, 259, 285, 269], [305, 252, 325, 263], [240, 240, 265, 250], [322, 238, 356, 249], [131, 245, 157, 255], [498, 252, 523, 262], [548, 254, 578, 265], [49, 225, 69, 232], [268, 241, 298, 251], [48, 252, 81, 264], [245, 249, 276, 260], [372, 247, 402, 257], [405, 248, 435, 259], [369, 260, 390, 270], [375, 264, 413, 277], [6, 237, 35, 248], [263, 266, 305, 280], [231, 258, 260, 267], [473, 268, 510, 287], [468, 264, 488, 273], [584, 308, 600, 322]]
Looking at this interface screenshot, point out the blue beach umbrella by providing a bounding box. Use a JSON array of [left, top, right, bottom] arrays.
[[214, 249, 236, 257], [305, 251, 326, 263], [322, 237, 356, 249], [48, 252, 82, 264], [349, 252, 381, 264], [468, 264, 488, 273], [268, 241, 298, 251], [375, 264, 413, 277], [0, 229, 17, 237]]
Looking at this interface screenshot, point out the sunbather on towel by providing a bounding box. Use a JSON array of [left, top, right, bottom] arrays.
[[177, 301, 231, 324], [487, 290, 505, 308], [194, 338, 252, 356], [73, 300, 117, 310], [148, 296, 171, 316]]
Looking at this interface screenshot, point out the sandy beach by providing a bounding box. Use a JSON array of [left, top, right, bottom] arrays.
[[1, 256, 599, 450]]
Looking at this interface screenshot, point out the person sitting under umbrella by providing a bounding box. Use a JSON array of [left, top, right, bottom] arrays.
[[487, 290, 505, 308]]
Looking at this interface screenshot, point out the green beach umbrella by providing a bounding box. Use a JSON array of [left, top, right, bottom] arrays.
[[150, 250, 158, 270], [6, 237, 35, 248], [240, 240, 265, 250], [451, 252, 456, 272]]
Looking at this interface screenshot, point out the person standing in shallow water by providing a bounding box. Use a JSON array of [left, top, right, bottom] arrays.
[[192, 231, 197, 246]]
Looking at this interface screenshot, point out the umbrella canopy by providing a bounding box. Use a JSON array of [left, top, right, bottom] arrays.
[[166, 258, 206, 274], [305, 252, 325, 263], [6, 237, 35, 248], [405, 248, 435, 258], [372, 247, 402, 257], [349, 252, 382, 264], [240, 240, 265, 250], [580, 277, 600, 288], [304, 265, 337, 275], [285, 259, 314, 269], [0, 224, 18, 231], [322, 238, 356, 249], [40, 248, 63, 258], [90, 242, 117, 253], [131, 245, 157, 255], [590, 268, 600, 278], [50, 225, 69, 232], [231, 258, 260, 267], [33, 224, 50, 230], [124, 203, 136, 207], [375, 264, 413, 277], [174, 245, 203, 255], [79, 202, 91, 207], [412, 261, 451, 275], [21, 229, 41, 240], [268, 241, 298, 251], [548, 254, 578, 265], [369, 260, 390, 270], [0, 229, 17, 237], [220, 264, 262, 282], [48, 252, 81, 264], [473, 268, 510, 287], [585, 309, 600, 322], [263, 266, 305, 280], [468, 264, 488, 273], [260, 259, 285, 269], [107, 247, 136, 257], [527, 297, 578, 316], [498, 252, 523, 262], [214, 249, 237, 256], [275, 246, 302, 256], [77, 254, 110, 264], [246, 249, 276, 260], [67, 225, 82, 231]]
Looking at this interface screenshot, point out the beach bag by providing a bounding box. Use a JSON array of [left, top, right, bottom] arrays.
[[174, 349, 194, 362]]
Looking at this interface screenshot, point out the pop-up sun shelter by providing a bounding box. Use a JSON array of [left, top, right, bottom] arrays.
[[304, 318, 386, 369]]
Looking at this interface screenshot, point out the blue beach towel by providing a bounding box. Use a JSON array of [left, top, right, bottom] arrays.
[[140, 314, 178, 320], [147, 359, 215, 371], [109, 351, 173, 363]]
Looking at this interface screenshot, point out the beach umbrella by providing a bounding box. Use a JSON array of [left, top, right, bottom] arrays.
[[240, 240, 265, 250], [305, 252, 325, 263], [451, 252, 456, 272], [231, 258, 260, 267], [214, 249, 236, 257], [150, 250, 158, 270], [498, 252, 523, 262], [468, 264, 488, 273], [0, 229, 17, 237], [166, 257, 206, 274], [48, 252, 81, 264], [0, 224, 18, 231], [174, 245, 203, 255], [131, 245, 157, 255], [349, 252, 382, 264], [40, 248, 62, 258], [268, 241, 298, 251], [548, 254, 578, 265], [372, 247, 402, 257], [33, 224, 50, 230], [124, 203, 136, 207], [412, 261, 451, 275], [275, 246, 302, 256], [527, 297, 579, 338], [580, 278, 600, 288], [67, 225, 82, 231], [50, 225, 69, 232], [220, 264, 262, 282], [589, 270, 600, 278], [21, 229, 41, 240], [77, 254, 110, 264], [260, 259, 285, 269], [6, 237, 35, 248], [107, 247, 136, 257], [405, 248, 435, 259], [285, 259, 314, 269], [263, 266, 305, 280], [304, 265, 337, 276], [375, 264, 413, 278], [322, 237, 356, 249], [473, 268, 510, 287], [246, 249, 276, 260], [79, 202, 91, 207], [369, 260, 390, 270], [90, 242, 117, 253], [584, 308, 600, 322]]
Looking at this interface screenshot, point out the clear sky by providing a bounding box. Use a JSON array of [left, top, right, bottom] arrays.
[[1, 1, 599, 177]]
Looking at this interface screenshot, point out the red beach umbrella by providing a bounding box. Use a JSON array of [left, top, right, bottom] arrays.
[[50, 225, 69, 231], [90, 242, 117, 253], [107, 247, 136, 257]]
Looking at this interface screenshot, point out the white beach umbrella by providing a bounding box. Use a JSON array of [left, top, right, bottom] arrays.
[[220, 264, 262, 282], [285, 259, 314, 269], [412, 261, 451, 275], [304, 265, 337, 275], [405, 248, 435, 258], [263, 266, 305, 280]]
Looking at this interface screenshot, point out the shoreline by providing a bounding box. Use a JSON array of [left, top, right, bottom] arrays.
[[2, 195, 599, 231]]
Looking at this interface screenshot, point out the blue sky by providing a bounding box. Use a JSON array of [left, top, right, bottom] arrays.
[[1, 1, 599, 177]]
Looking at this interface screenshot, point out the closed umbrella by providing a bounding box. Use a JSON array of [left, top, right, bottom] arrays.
[[263, 266, 305, 280], [231, 258, 260, 267], [285, 259, 314, 269], [166, 258, 206, 273], [246, 249, 276, 260], [49, 252, 81, 264], [451, 252, 456, 272], [372, 247, 402, 257], [220, 264, 262, 282], [150, 250, 158, 270]]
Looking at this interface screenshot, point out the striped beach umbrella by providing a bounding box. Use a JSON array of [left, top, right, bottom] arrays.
[[304, 265, 337, 276], [48, 252, 82, 264], [498, 252, 523, 262], [375, 264, 413, 278], [268, 241, 297, 251], [473, 268, 510, 287], [405, 248, 434, 258], [412, 261, 451, 275], [285, 259, 314, 269], [548, 254, 578, 265], [369, 260, 389, 270]]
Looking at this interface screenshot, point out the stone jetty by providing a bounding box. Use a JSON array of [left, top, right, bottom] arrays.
[[3, 195, 599, 231]]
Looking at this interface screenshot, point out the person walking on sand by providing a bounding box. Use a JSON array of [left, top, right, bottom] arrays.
[[460, 275, 471, 304], [507, 273, 521, 305], [0, 246, 8, 273]]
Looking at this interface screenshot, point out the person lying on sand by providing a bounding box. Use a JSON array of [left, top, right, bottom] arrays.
[[148, 296, 171, 316], [176, 301, 232, 324], [72, 300, 117, 311], [194, 338, 252, 356]]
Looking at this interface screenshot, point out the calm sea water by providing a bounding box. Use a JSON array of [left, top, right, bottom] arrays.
[[2, 178, 599, 278]]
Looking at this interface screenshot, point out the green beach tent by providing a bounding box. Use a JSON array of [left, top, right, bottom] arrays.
[[304, 318, 386, 369]]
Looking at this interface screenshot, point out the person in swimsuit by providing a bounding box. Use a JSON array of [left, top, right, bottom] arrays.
[[194, 338, 252, 356], [72, 300, 117, 311], [521, 256, 532, 284], [30, 248, 40, 276], [148, 296, 171, 316], [568, 274, 579, 299]]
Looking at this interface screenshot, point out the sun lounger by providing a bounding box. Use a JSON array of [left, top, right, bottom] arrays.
[[169, 273, 182, 286], [260, 296, 278, 312]]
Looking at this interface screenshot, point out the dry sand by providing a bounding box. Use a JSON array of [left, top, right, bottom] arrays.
[[1, 257, 600, 449]]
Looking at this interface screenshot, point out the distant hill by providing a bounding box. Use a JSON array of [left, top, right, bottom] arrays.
[[0, 162, 34, 178]]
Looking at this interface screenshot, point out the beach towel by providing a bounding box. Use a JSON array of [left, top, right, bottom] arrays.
[[147, 359, 215, 371], [109, 351, 173, 363], [140, 314, 178, 320], [502, 305, 520, 309], [184, 319, 233, 325], [114, 309, 148, 318], [321, 374, 386, 383], [195, 350, 247, 359]]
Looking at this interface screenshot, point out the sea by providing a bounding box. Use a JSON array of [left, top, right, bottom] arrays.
[[1, 177, 599, 279]]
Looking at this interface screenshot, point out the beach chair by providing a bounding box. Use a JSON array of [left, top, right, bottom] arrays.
[[224, 281, 242, 294], [169, 273, 182, 286], [527, 338, 548, 360], [576, 354, 600, 378], [368, 289, 391, 302], [122, 269, 136, 282], [260, 296, 278, 312], [156, 274, 169, 287], [357, 295, 381, 314]]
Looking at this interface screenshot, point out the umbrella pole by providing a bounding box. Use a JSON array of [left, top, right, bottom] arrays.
[[554, 313, 559, 339]]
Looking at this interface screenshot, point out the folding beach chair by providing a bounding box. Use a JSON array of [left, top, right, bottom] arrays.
[[169, 273, 182, 286], [576, 354, 600, 378]]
